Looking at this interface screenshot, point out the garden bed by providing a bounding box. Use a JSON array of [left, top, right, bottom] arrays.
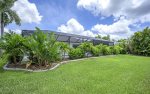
[[7, 63, 58, 70], [3, 55, 115, 72], [3, 62, 61, 72]]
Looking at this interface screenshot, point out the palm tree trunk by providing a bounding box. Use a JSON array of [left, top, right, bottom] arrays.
[[0, 12, 4, 37], [13, 56, 17, 64], [63, 51, 65, 60]]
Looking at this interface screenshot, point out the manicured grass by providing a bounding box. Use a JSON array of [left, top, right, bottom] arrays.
[[0, 55, 150, 94]]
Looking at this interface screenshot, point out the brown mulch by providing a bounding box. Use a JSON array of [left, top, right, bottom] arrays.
[[6, 63, 58, 70]]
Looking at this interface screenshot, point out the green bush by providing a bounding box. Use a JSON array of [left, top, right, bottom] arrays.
[[102, 45, 111, 55], [68, 48, 84, 59], [118, 40, 128, 54], [58, 42, 70, 60], [78, 42, 93, 57], [131, 27, 150, 56], [95, 44, 104, 55], [91, 46, 100, 56], [0, 32, 25, 64], [111, 45, 122, 55], [23, 27, 61, 65]]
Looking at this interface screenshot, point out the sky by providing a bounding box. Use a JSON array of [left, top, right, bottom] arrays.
[[6, 0, 150, 40]]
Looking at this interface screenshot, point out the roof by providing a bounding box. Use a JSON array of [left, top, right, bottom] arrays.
[[22, 30, 114, 45]]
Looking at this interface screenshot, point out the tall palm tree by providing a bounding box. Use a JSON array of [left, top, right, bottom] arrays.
[[0, 0, 21, 37]]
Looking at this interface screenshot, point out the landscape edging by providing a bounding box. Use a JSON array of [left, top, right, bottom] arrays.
[[3, 55, 115, 72]]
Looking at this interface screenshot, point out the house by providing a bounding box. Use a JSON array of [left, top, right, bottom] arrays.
[[22, 30, 114, 47]]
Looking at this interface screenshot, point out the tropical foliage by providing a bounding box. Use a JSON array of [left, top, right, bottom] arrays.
[[23, 27, 61, 66], [131, 27, 150, 56], [78, 42, 93, 57], [0, 0, 21, 36], [0, 27, 149, 69], [68, 48, 84, 59], [59, 42, 70, 60], [0, 32, 25, 64]]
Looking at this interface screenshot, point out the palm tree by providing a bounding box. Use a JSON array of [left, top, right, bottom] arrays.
[[0, 0, 21, 37], [59, 42, 69, 60]]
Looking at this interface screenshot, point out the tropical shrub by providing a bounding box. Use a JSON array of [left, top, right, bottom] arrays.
[[23, 27, 61, 66], [59, 42, 70, 60], [118, 39, 132, 54], [91, 46, 100, 56], [78, 42, 93, 57], [131, 27, 150, 56], [68, 48, 84, 59], [102, 45, 111, 55], [0, 32, 25, 64], [95, 44, 104, 55], [111, 45, 122, 55]]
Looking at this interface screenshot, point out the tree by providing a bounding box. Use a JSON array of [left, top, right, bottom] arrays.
[[102, 35, 110, 40], [0, 0, 21, 37], [95, 34, 101, 39], [131, 27, 150, 56]]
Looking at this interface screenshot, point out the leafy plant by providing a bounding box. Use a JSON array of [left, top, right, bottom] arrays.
[[102, 45, 111, 55], [95, 44, 103, 55], [0, 32, 25, 63], [91, 46, 100, 56], [23, 27, 61, 66], [111, 45, 122, 55], [78, 42, 93, 57], [59, 42, 70, 60], [131, 27, 150, 56], [0, 0, 21, 36], [68, 48, 84, 59]]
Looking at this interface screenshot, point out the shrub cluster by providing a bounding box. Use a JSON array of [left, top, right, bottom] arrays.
[[131, 27, 150, 56], [68, 48, 84, 59], [0, 28, 64, 66], [0, 27, 124, 66], [118, 27, 150, 56], [68, 42, 122, 59]]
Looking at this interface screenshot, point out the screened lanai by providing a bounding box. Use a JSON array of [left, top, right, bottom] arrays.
[[22, 30, 114, 47]]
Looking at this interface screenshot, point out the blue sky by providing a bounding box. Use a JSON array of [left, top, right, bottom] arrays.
[[6, 0, 150, 40]]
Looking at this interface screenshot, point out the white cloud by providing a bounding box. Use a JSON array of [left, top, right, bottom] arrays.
[[4, 28, 22, 34], [81, 30, 95, 37], [12, 0, 42, 24], [92, 18, 133, 40], [77, 0, 150, 23], [57, 18, 95, 37], [57, 18, 134, 40], [77, 0, 150, 40], [92, 18, 131, 34]]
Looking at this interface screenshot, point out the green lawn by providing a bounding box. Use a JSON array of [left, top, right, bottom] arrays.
[[0, 55, 150, 94]]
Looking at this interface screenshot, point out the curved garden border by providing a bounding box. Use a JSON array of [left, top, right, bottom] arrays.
[[3, 55, 115, 72]]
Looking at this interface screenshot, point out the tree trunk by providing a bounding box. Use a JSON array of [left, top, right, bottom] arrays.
[[0, 12, 4, 37], [13, 56, 17, 64], [63, 51, 65, 60]]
